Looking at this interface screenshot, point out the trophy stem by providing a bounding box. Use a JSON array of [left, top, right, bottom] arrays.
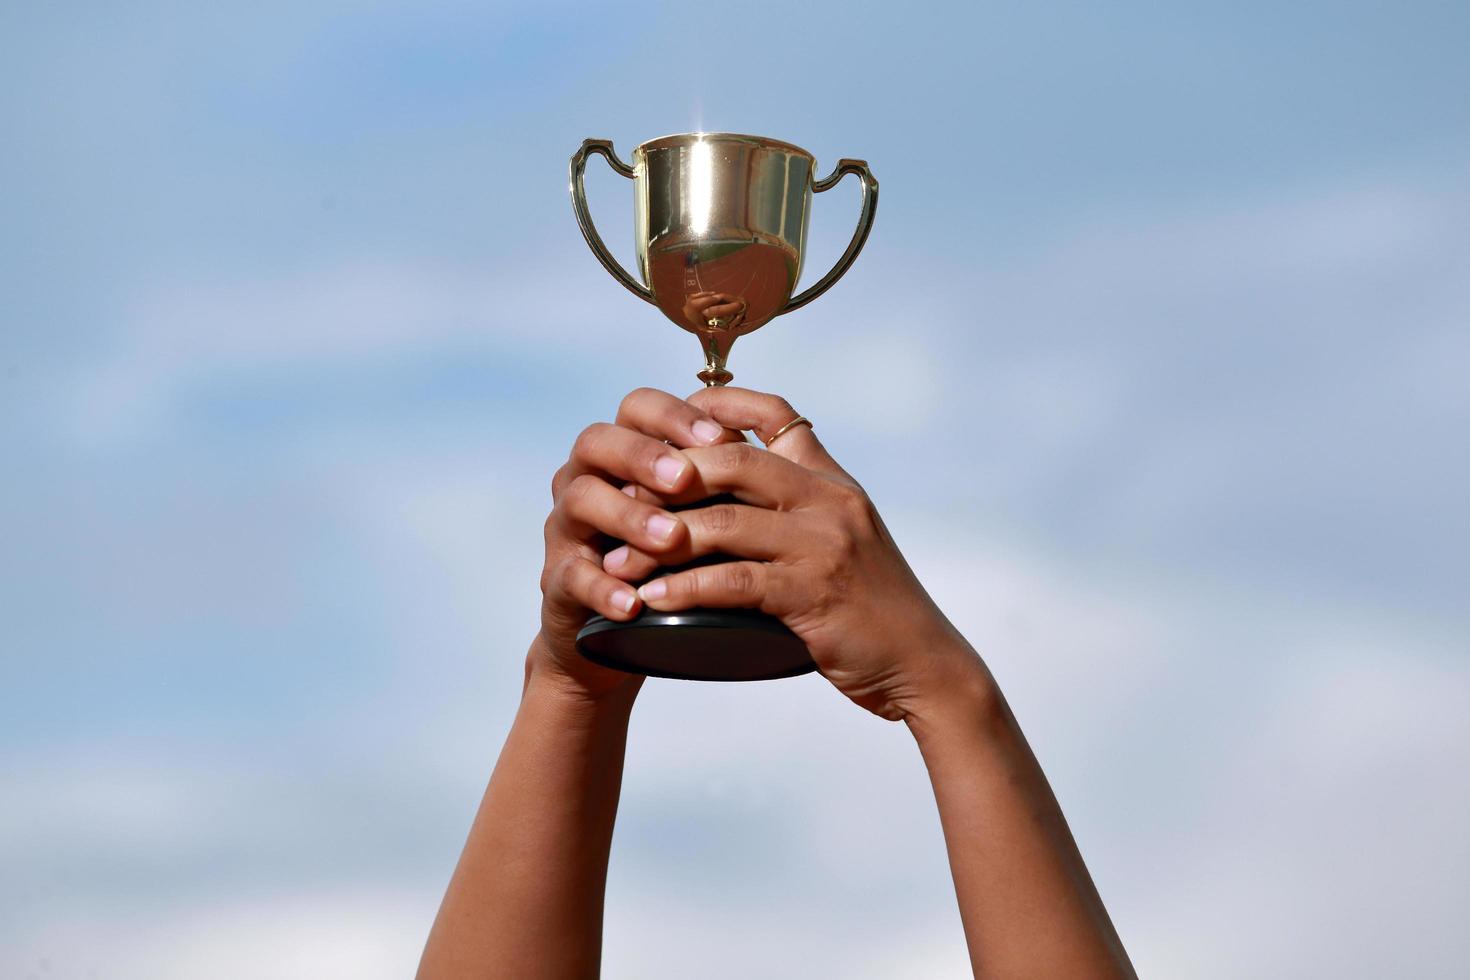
[[697, 335, 733, 387]]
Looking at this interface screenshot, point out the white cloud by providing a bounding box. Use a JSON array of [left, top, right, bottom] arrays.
[[54, 256, 617, 449], [5, 483, 1466, 976], [14, 162, 1470, 977], [6, 888, 432, 980], [1126, 646, 1470, 978]]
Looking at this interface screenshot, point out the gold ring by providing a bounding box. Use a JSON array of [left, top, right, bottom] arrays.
[[767, 415, 813, 445]]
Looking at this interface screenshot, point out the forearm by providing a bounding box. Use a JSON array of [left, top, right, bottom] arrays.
[[907, 647, 1133, 979], [418, 642, 641, 980]]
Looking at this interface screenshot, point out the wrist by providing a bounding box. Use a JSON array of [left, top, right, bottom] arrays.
[[525, 634, 643, 716], [900, 636, 1005, 748]]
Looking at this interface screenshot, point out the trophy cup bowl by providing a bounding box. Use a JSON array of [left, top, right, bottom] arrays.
[[568, 132, 878, 681]]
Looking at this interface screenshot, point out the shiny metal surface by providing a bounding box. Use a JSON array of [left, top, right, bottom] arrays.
[[569, 139, 653, 306], [569, 133, 878, 385]]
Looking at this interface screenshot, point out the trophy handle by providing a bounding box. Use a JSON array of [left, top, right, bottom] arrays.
[[569, 138, 656, 306], [782, 158, 880, 314]]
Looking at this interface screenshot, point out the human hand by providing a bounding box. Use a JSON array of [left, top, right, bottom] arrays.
[[602, 387, 987, 721], [681, 291, 747, 330], [534, 388, 742, 701]]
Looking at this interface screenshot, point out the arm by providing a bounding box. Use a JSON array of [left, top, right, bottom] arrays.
[[418, 390, 734, 979], [906, 647, 1133, 977], [417, 660, 639, 979], [606, 386, 1135, 978]]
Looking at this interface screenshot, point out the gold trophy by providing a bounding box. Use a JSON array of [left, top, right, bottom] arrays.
[[569, 132, 878, 681]]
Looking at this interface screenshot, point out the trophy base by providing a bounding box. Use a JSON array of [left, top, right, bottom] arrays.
[[576, 608, 816, 682]]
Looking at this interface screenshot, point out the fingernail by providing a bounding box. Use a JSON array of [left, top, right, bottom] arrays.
[[654, 455, 687, 488], [692, 419, 723, 444], [613, 588, 637, 613], [604, 545, 629, 571], [646, 513, 678, 543], [621, 483, 639, 498], [639, 579, 668, 601]]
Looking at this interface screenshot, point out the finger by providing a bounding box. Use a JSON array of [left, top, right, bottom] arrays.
[[617, 386, 735, 448], [686, 387, 845, 475], [673, 441, 821, 510], [603, 502, 794, 580], [544, 553, 641, 621], [600, 541, 650, 581], [602, 483, 671, 582], [705, 301, 744, 319], [620, 482, 667, 506], [637, 560, 791, 616], [556, 422, 694, 499], [556, 474, 686, 554]]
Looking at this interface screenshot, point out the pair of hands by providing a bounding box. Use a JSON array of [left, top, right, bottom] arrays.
[[681, 291, 747, 330], [534, 386, 980, 722]]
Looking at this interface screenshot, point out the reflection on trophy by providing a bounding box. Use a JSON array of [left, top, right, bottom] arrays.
[[682, 291, 747, 333], [568, 132, 878, 681]]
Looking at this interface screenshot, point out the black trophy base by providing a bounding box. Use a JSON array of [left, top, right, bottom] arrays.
[[576, 608, 816, 682]]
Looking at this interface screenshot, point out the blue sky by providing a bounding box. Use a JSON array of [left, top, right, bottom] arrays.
[[3, 1, 1468, 976]]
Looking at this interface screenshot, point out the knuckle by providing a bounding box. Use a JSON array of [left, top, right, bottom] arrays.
[[571, 423, 608, 461], [818, 519, 858, 563], [558, 557, 582, 593], [720, 561, 759, 596], [697, 503, 741, 536], [564, 473, 600, 510], [810, 534, 855, 603], [766, 394, 797, 420], [825, 482, 879, 548], [833, 480, 873, 518], [711, 440, 755, 472], [541, 556, 573, 596], [619, 387, 658, 415]]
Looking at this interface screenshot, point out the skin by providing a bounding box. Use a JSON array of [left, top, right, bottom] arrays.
[[418, 387, 1135, 979], [681, 290, 747, 329]]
